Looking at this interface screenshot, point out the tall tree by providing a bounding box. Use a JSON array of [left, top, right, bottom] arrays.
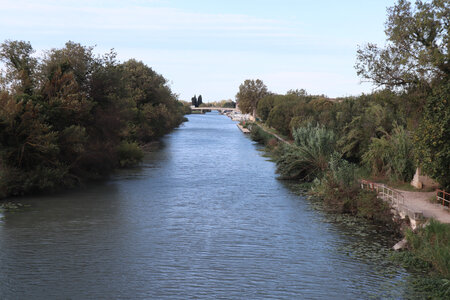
[[191, 95, 197, 107], [356, 0, 450, 188], [235, 79, 268, 117], [414, 81, 450, 189], [0, 40, 37, 95], [355, 0, 449, 89], [197, 95, 202, 106]]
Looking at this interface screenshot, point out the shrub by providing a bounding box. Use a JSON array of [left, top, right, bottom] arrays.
[[405, 219, 450, 279], [256, 95, 275, 122], [117, 141, 144, 167], [249, 125, 274, 145], [312, 154, 393, 224], [362, 124, 415, 182], [276, 124, 336, 181], [266, 101, 295, 136]]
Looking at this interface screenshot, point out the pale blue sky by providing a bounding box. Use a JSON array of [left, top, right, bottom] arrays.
[[0, 0, 395, 101]]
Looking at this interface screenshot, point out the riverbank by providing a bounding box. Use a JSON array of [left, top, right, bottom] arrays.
[[244, 121, 450, 296], [2, 112, 425, 299]]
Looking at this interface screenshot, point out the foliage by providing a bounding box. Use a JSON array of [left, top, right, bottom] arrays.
[[414, 80, 450, 189], [0, 40, 37, 95], [355, 0, 449, 89], [337, 100, 395, 162], [256, 95, 276, 122], [266, 100, 296, 136], [0, 40, 186, 197], [235, 79, 268, 116], [392, 251, 450, 298], [199, 99, 236, 108], [312, 154, 393, 224], [221, 100, 235, 108], [250, 124, 274, 145], [117, 141, 144, 167], [276, 124, 336, 181], [405, 219, 450, 279], [362, 124, 415, 182]]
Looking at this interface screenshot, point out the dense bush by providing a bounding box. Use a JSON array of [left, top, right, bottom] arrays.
[[0, 40, 186, 197], [362, 124, 415, 182], [249, 125, 274, 145], [312, 154, 393, 223], [117, 141, 144, 167], [266, 101, 295, 136], [276, 124, 336, 181]]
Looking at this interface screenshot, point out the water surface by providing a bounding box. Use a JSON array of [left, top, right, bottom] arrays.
[[0, 112, 418, 299]]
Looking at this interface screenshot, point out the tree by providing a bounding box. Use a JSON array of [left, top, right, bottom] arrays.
[[266, 100, 296, 136], [287, 89, 307, 97], [0, 40, 37, 95], [414, 81, 450, 189], [355, 0, 449, 89], [197, 95, 202, 106], [0, 40, 186, 198], [235, 79, 268, 117], [256, 95, 276, 122], [191, 95, 197, 107]]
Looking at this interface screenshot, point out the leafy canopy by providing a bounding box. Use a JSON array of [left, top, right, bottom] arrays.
[[356, 0, 449, 89], [235, 79, 268, 115]]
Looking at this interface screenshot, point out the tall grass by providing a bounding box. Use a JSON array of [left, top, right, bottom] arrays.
[[250, 125, 274, 145], [405, 219, 450, 278], [362, 124, 415, 182], [276, 124, 336, 181]]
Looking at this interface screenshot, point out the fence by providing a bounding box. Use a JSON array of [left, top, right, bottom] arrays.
[[436, 189, 450, 208], [360, 179, 405, 208]]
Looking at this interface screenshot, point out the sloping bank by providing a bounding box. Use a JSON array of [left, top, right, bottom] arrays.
[[246, 122, 450, 298]]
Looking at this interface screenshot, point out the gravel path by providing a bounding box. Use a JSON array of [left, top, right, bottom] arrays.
[[399, 190, 450, 223]]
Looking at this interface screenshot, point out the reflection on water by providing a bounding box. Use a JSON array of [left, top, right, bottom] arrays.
[[0, 112, 423, 299]]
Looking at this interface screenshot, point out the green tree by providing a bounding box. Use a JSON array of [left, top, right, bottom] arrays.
[[266, 100, 296, 136], [236, 79, 268, 117], [256, 95, 276, 122], [414, 81, 450, 189], [197, 95, 202, 106], [0, 40, 186, 198], [356, 0, 449, 89]]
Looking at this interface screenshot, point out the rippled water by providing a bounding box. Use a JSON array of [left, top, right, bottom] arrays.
[[0, 112, 421, 299]]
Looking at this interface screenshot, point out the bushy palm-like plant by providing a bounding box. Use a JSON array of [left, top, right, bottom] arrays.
[[276, 123, 336, 181]]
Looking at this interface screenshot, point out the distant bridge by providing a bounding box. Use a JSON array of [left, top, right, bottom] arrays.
[[191, 107, 238, 113]]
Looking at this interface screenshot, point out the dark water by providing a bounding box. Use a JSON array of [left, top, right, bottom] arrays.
[[0, 112, 419, 299]]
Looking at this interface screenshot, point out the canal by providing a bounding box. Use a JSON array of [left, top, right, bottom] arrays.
[[0, 112, 421, 299]]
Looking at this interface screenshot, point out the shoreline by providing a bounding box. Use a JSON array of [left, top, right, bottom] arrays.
[[243, 120, 450, 296]]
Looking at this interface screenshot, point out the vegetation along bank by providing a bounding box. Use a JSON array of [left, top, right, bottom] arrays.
[[0, 41, 191, 198], [236, 0, 449, 297]]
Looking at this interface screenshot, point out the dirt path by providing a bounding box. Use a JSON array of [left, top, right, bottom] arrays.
[[255, 123, 292, 144], [398, 190, 450, 224]]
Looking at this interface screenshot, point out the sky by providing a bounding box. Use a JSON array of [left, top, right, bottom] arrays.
[[0, 0, 396, 102]]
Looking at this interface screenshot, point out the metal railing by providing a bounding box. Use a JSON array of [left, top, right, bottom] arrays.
[[360, 179, 405, 207], [436, 189, 450, 209]]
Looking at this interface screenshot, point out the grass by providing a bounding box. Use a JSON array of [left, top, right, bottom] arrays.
[[391, 220, 450, 298], [254, 121, 292, 143], [406, 219, 450, 278]]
